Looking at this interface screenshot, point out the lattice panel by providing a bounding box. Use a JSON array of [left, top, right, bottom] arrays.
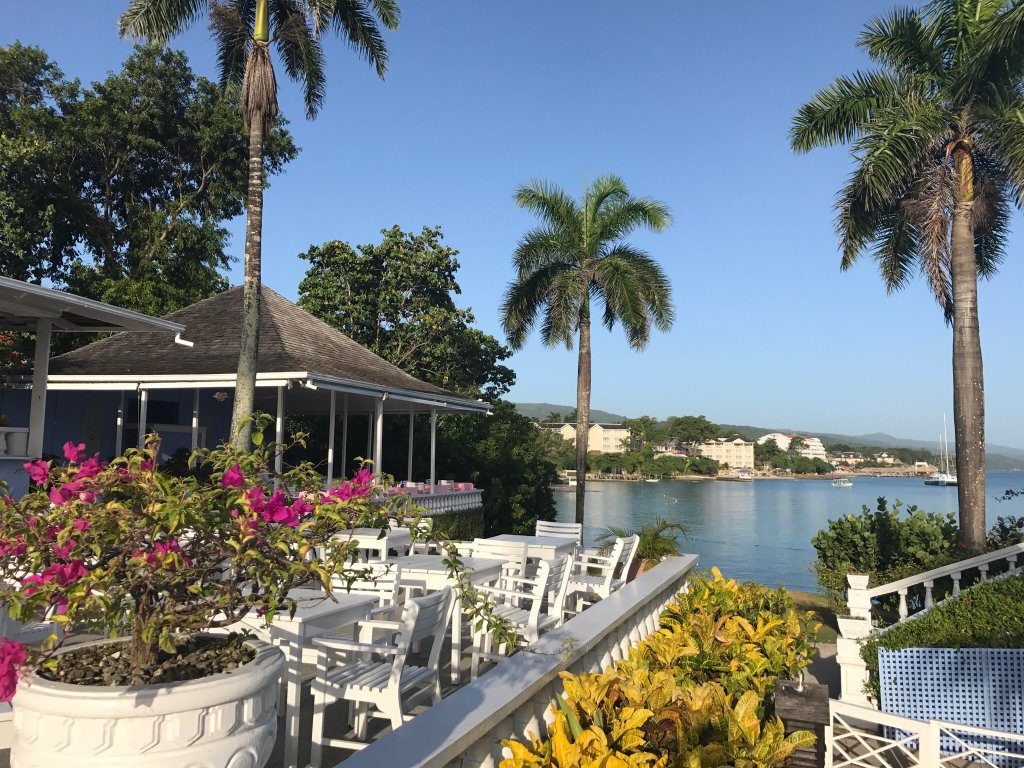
[[879, 648, 1024, 768]]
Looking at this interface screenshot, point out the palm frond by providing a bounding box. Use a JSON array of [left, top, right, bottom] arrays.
[[963, 0, 1024, 93], [273, 0, 326, 118], [329, 0, 391, 78], [120, 0, 210, 41], [971, 152, 1009, 278], [976, 96, 1024, 204], [539, 271, 586, 349], [366, 0, 401, 30], [859, 7, 943, 79], [600, 243, 674, 335], [877, 204, 924, 296], [500, 263, 570, 350], [594, 256, 649, 347], [513, 227, 577, 277], [515, 180, 582, 237], [790, 70, 906, 151], [904, 163, 953, 313], [595, 197, 673, 245], [209, 1, 253, 90]]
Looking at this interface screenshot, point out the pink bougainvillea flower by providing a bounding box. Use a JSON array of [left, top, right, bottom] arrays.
[[0, 639, 27, 703], [220, 463, 245, 488], [48, 480, 83, 506], [23, 460, 50, 485], [71, 518, 91, 532], [140, 459, 154, 472], [0, 536, 27, 558], [75, 455, 105, 480], [62, 442, 86, 463], [53, 539, 75, 559]]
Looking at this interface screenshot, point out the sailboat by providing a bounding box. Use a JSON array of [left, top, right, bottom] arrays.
[[924, 415, 958, 486]]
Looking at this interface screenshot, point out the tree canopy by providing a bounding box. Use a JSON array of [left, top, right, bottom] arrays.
[[0, 44, 296, 317], [298, 226, 515, 398]]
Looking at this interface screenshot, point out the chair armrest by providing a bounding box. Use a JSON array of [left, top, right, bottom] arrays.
[[575, 552, 614, 565], [313, 637, 398, 655], [502, 574, 544, 587], [368, 603, 402, 618], [357, 619, 402, 632], [476, 584, 533, 601]]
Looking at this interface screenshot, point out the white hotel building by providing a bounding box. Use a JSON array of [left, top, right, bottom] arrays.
[[756, 432, 828, 461]]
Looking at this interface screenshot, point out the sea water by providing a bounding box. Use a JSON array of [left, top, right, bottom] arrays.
[[554, 472, 1024, 592]]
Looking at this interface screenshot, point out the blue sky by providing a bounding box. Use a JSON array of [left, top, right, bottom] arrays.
[[7, 1, 1024, 446]]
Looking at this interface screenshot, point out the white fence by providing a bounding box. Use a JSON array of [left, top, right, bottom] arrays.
[[338, 554, 699, 768], [414, 490, 485, 515], [837, 541, 1024, 705], [828, 699, 1024, 767]]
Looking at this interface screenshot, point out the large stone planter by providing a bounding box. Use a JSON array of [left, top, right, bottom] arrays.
[[10, 637, 283, 768]]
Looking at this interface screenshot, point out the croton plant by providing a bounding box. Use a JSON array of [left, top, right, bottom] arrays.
[[0, 416, 423, 699]]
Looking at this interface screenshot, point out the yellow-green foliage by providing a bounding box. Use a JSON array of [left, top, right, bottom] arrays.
[[500, 569, 818, 768]]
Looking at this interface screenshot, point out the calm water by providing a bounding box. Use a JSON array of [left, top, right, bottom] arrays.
[[555, 472, 1024, 593]]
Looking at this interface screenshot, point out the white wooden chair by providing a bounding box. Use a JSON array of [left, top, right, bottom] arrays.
[[465, 538, 529, 584], [470, 555, 573, 679], [331, 563, 403, 618], [310, 586, 455, 764], [568, 534, 639, 611], [535, 520, 583, 548]]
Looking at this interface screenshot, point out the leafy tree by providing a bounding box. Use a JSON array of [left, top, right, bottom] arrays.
[[121, 0, 400, 449], [438, 401, 557, 535], [755, 438, 783, 469], [544, 410, 565, 423], [790, 1, 1024, 551], [501, 175, 674, 525], [0, 43, 81, 283], [536, 427, 577, 471], [788, 436, 808, 454], [0, 44, 296, 347], [623, 416, 664, 451], [666, 414, 717, 451], [298, 226, 514, 398]]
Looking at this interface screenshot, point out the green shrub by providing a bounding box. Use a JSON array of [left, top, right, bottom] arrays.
[[430, 507, 484, 541], [860, 574, 1024, 699], [812, 498, 962, 610]]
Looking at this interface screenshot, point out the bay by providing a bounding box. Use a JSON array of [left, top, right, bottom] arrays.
[[554, 471, 1024, 593]]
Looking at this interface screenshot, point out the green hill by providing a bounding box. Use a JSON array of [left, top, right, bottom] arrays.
[[513, 402, 627, 423]]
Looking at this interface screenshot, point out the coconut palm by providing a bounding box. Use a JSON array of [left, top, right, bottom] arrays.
[[501, 175, 673, 525], [120, 0, 399, 449], [790, 0, 1024, 552]]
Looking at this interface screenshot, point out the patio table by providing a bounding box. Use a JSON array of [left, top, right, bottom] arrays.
[[386, 554, 504, 684], [337, 527, 413, 561], [486, 533, 577, 560], [256, 588, 379, 768]]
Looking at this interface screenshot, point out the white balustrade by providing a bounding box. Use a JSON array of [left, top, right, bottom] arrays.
[[828, 699, 1024, 767], [838, 541, 1024, 705], [338, 554, 699, 768]]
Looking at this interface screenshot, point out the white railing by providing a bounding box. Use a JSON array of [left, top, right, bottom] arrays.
[[414, 490, 485, 515], [339, 554, 699, 768], [828, 699, 1024, 767], [837, 541, 1024, 705]]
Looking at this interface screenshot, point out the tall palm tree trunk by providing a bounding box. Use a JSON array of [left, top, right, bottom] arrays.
[[229, 19, 277, 450], [574, 304, 591, 525], [950, 147, 986, 552], [229, 114, 265, 449]]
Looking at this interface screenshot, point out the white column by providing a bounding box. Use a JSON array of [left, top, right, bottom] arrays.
[[26, 319, 52, 458], [407, 411, 414, 482], [114, 390, 125, 456], [190, 389, 200, 452], [373, 398, 384, 476], [340, 394, 349, 477], [366, 410, 373, 462], [429, 408, 437, 494], [274, 385, 285, 478], [326, 390, 336, 487], [137, 389, 149, 450]]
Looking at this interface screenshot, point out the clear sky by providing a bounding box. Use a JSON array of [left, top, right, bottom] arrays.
[[7, 1, 1024, 446]]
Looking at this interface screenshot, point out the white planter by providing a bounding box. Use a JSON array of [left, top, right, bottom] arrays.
[[6, 431, 28, 457], [11, 637, 283, 768]]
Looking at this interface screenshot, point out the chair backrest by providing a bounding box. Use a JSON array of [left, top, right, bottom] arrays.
[[535, 520, 583, 545], [335, 563, 401, 608], [470, 538, 528, 575], [616, 535, 640, 583], [586, 537, 625, 591], [542, 555, 573, 623], [392, 586, 454, 678]]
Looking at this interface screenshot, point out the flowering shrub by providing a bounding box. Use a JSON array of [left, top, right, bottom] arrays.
[[0, 417, 421, 699]]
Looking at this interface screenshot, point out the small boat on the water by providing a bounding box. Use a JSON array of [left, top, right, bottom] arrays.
[[924, 415, 958, 487], [832, 478, 853, 488], [644, 477, 661, 483]]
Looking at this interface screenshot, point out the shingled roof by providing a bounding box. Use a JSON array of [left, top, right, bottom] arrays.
[[48, 286, 458, 401]]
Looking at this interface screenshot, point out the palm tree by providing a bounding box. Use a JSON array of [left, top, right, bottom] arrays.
[[790, 0, 1024, 552], [501, 175, 673, 525], [120, 0, 399, 449]]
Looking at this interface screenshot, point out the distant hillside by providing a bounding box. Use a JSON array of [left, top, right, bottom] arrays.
[[718, 424, 1024, 471], [514, 402, 627, 424]]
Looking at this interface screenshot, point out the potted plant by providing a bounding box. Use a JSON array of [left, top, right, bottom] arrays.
[[0, 417, 407, 768], [595, 518, 688, 581]]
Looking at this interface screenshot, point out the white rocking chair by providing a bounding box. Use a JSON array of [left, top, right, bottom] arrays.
[[568, 534, 639, 611]]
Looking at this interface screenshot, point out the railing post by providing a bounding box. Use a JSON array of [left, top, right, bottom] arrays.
[[846, 574, 872, 621], [952, 571, 961, 596], [979, 563, 989, 583], [836, 616, 873, 707], [923, 579, 934, 610], [1009, 555, 1018, 576]]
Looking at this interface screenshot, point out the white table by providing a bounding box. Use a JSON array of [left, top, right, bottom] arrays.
[[487, 534, 577, 560], [338, 527, 414, 560], [262, 589, 379, 768], [387, 554, 504, 684]]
